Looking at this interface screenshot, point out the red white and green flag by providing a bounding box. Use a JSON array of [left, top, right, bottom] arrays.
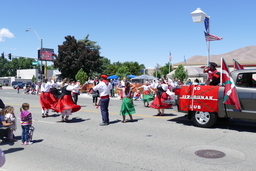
[[221, 58, 241, 111], [233, 59, 244, 70]]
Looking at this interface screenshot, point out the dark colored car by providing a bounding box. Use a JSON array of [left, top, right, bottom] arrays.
[[13, 83, 25, 89], [12, 81, 23, 86]]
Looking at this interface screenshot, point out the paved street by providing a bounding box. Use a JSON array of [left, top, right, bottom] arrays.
[[0, 87, 256, 171]]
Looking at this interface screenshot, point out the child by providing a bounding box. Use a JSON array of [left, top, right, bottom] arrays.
[[20, 103, 33, 145], [4, 106, 16, 141]]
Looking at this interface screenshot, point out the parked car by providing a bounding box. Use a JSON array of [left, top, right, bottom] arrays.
[[13, 83, 25, 89], [12, 81, 23, 86]]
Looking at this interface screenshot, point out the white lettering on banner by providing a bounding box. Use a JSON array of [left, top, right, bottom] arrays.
[[180, 95, 216, 100], [189, 105, 201, 109], [193, 87, 201, 90]]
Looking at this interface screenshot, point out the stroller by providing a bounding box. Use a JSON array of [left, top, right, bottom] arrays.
[[28, 126, 35, 142]]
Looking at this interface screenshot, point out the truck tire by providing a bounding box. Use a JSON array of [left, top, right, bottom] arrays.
[[191, 111, 217, 128]]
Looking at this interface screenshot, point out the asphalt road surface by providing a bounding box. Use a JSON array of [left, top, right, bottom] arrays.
[[0, 88, 256, 171]]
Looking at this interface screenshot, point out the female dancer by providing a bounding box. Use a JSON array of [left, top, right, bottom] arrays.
[[138, 81, 154, 107], [150, 79, 172, 116], [40, 78, 55, 118], [116, 82, 136, 123], [53, 78, 81, 122]]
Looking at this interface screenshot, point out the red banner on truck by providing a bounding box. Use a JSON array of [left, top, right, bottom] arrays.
[[179, 85, 219, 112]]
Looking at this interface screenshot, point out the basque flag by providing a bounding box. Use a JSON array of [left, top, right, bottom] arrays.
[[221, 58, 241, 111], [233, 59, 244, 70]]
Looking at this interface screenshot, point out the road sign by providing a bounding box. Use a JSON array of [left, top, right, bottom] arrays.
[[32, 61, 38, 65]]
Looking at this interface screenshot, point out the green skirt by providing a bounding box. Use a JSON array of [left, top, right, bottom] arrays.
[[120, 97, 136, 116], [143, 94, 154, 103]]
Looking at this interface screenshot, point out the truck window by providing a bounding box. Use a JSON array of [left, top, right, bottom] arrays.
[[236, 73, 256, 87]]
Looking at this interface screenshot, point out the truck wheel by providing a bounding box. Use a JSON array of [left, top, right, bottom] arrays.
[[191, 111, 217, 128]]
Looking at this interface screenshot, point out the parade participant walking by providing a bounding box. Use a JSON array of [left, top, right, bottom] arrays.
[[93, 75, 112, 126], [116, 82, 135, 123], [204, 62, 218, 85], [39, 78, 54, 118], [150, 79, 172, 116], [138, 81, 154, 107], [4, 106, 16, 141], [92, 77, 100, 106], [20, 103, 33, 145], [72, 80, 80, 104], [53, 78, 81, 122]]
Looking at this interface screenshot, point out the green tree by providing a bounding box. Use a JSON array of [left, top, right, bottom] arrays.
[[116, 66, 129, 78], [159, 63, 173, 78], [54, 35, 102, 79], [172, 64, 188, 83], [153, 70, 161, 79], [75, 68, 88, 85], [32, 75, 36, 82]]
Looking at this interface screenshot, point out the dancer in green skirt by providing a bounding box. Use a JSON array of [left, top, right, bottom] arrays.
[[116, 82, 136, 123], [138, 81, 154, 107]]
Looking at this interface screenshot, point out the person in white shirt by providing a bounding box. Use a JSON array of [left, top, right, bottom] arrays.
[[72, 80, 80, 104], [39, 78, 54, 118], [93, 75, 112, 126]]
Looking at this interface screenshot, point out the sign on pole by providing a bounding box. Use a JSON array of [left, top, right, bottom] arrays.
[[32, 61, 39, 65]]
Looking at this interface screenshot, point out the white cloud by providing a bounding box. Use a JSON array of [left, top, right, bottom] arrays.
[[0, 28, 14, 42]]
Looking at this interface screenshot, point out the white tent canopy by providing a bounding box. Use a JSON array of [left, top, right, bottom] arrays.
[[167, 66, 207, 78]]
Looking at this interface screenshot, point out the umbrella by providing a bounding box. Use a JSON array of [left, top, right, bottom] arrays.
[[167, 66, 207, 77], [132, 74, 158, 80], [128, 74, 137, 79], [107, 75, 118, 79]]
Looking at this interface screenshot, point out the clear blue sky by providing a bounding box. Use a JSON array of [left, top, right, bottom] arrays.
[[1, 0, 255, 69]]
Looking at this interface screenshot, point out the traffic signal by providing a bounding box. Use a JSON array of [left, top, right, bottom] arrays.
[[38, 68, 41, 74], [42, 65, 45, 74], [8, 53, 11, 60], [1, 52, 4, 59]]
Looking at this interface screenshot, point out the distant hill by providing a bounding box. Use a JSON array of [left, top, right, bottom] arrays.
[[174, 45, 256, 65]]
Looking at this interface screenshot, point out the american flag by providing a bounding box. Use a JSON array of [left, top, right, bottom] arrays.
[[169, 52, 172, 62], [204, 32, 223, 41]]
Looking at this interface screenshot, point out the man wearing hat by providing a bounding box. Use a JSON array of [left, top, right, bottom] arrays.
[[93, 75, 112, 126], [204, 62, 218, 85]]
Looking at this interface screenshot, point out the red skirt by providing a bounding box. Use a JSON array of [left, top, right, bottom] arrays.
[[40, 92, 56, 110], [53, 95, 81, 113], [150, 92, 172, 109]]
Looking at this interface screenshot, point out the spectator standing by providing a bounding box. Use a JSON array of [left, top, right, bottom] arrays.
[[20, 103, 33, 145]]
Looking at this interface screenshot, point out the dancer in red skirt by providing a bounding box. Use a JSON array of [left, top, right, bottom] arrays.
[[40, 78, 55, 118], [53, 78, 81, 122], [150, 78, 172, 116]]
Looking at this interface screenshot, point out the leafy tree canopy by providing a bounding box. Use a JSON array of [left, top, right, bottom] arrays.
[[0, 57, 37, 77], [54, 35, 103, 79], [172, 64, 188, 83]]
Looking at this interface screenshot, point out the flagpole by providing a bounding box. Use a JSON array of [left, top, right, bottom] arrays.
[[207, 16, 211, 65], [220, 57, 223, 85], [169, 62, 170, 73]]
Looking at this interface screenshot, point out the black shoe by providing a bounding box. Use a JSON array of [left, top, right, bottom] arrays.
[[100, 123, 109, 126]]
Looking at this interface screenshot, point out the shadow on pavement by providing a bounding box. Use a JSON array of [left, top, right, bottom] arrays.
[[168, 115, 256, 133], [47, 114, 61, 118], [2, 147, 24, 154]]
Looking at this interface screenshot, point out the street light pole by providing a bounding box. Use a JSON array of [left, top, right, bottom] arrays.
[[25, 28, 43, 81], [191, 8, 210, 65]]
